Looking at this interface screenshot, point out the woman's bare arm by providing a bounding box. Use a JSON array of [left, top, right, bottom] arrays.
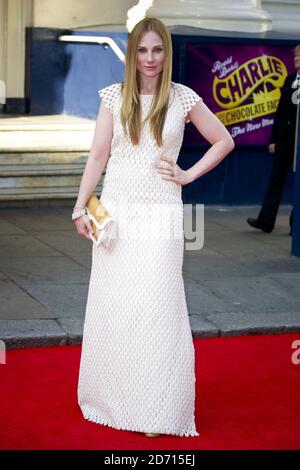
[[74, 100, 113, 207], [185, 101, 235, 184]]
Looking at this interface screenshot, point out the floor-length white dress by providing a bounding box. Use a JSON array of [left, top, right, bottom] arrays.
[[77, 80, 202, 437]]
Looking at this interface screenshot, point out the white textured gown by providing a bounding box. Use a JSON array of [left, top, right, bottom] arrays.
[[77, 81, 202, 437]]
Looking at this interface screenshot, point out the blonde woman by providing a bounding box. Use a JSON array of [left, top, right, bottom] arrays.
[[74, 17, 234, 438]]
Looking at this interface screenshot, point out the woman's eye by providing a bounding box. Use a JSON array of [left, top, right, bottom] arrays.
[[138, 48, 163, 53]]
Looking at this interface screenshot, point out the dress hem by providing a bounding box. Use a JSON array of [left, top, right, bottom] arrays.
[[79, 403, 200, 438]]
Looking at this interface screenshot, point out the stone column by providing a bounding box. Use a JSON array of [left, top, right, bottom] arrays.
[[0, 0, 8, 104], [146, 0, 272, 33], [0, 0, 33, 110], [262, 0, 300, 34]]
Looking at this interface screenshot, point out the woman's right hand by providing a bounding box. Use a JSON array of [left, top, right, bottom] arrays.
[[74, 215, 94, 241]]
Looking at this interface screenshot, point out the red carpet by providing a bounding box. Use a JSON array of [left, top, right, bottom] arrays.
[[0, 333, 300, 450]]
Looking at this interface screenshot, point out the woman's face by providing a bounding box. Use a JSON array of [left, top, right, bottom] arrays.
[[136, 31, 165, 79]]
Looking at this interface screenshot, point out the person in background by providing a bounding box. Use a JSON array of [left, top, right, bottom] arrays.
[[247, 44, 300, 235]]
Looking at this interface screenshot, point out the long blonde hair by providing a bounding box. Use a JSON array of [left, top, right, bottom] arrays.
[[120, 17, 172, 147]]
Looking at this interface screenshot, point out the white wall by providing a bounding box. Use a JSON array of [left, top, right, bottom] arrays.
[[262, 0, 300, 34], [0, 0, 33, 99], [33, 0, 135, 29], [1, 0, 299, 102]]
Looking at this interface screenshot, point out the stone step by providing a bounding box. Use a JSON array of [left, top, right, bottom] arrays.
[[0, 114, 95, 152], [0, 163, 85, 176], [0, 114, 97, 203], [0, 182, 103, 201], [0, 174, 83, 190], [0, 151, 88, 165], [0, 114, 95, 131], [0, 131, 93, 151]]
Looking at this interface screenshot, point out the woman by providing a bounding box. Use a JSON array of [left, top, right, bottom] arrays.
[[73, 17, 234, 438]]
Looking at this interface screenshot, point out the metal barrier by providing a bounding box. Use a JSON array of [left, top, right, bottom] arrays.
[[0, 340, 6, 365], [58, 35, 125, 63]]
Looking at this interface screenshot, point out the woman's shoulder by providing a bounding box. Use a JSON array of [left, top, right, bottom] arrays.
[[171, 81, 203, 122], [171, 81, 190, 90], [172, 81, 203, 105], [98, 82, 122, 97], [98, 83, 122, 114], [171, 81, 201, 97]]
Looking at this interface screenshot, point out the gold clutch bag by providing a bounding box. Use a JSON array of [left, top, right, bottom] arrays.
[[85, 193, 117, 247]]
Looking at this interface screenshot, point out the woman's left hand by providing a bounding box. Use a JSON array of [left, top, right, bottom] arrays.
[[155, 156, 191, 186]]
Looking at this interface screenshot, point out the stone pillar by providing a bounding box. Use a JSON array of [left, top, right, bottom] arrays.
[[0, 0, 33, 111], [146, 0, 272, 33], [0, 0, 8, 102], [262, 0, 300, 34]]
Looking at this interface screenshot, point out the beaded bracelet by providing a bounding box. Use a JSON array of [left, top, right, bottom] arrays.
[[72, 207, 88, 221]]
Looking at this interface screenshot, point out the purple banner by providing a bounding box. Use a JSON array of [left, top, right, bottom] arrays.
[[185, 43, 296, 145]]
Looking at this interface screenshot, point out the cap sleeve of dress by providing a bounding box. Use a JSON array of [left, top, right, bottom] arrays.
[[176, 83, 203, 123], [98, 83, 120, 115]]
